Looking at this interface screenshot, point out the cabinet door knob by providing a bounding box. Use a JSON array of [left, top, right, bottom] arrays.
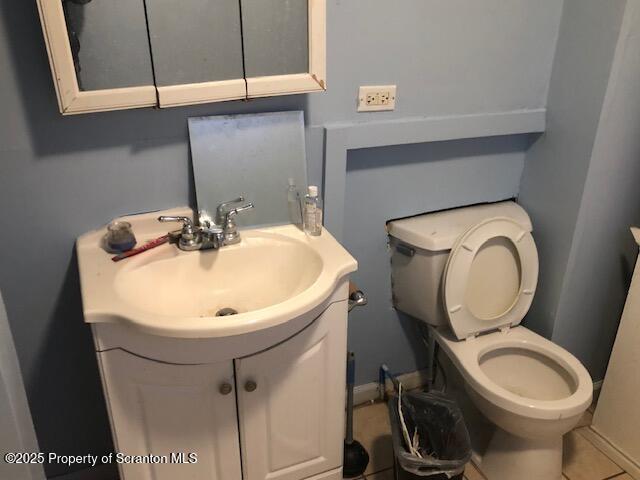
[[244, 380, 257, 392], [219, 383, 233, 395]]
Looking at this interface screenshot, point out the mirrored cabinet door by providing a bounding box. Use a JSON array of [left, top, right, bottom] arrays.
[[145, 0, 246, 108], [64, 0, 154, 91], [37, 0, 326, 114], [37, 0, 157, 114], [243, 0, 326, 98]]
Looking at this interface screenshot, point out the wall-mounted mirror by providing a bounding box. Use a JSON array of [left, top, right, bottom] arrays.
[[145, 0, 247, 107], [241, 0, 309, 78], [37, 0, 326, 114], [63, 0, 154, 91], [244, 0, 326, 98], [37, 0, 157, 114], [189, 111, 308, 228]]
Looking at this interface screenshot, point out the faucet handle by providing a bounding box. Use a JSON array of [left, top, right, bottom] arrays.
[[222, 203, 254, 245], [158, 215, 193, 235], [224, 203, 255, 222], [158, 216, 200, 250], [216, 196, 245, 224], [158, 216, 196, 237], [158, 216, 193, 228]]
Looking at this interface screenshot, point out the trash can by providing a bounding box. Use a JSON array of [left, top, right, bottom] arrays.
[[387, 390, 471, 479]]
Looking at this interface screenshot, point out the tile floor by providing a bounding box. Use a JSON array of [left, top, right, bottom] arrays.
[[351, 400, 632, 480]]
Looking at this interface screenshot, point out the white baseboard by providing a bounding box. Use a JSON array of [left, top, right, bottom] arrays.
[[581, 427, 639, 480], [353, 369, 429, 406], [50, 464, 118, 480], [582, 379, 637, 479]]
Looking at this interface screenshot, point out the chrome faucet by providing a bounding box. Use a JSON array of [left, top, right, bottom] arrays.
[[159, 197, 254, 251]]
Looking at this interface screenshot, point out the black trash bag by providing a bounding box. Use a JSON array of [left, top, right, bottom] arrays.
[[388, 390, 471, 478]]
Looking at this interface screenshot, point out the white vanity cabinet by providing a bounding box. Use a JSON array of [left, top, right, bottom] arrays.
[[236, 304, 346, 480], [98, 352, 242, 480], [94, 302, 347, 480], [36, 0, 326, 114], [77, 210, 357, 480]]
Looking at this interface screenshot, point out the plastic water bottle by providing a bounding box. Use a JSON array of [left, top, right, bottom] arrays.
[[303, 186, 323, 236], [287, 178, 302, 225]]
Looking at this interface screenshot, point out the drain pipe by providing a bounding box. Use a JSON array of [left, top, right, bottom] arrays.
[[379, 364, 400, 400], [425, 329, 436, 391], [418, 322, 435, 391]]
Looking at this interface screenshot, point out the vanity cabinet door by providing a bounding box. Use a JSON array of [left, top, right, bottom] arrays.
[[235, 303, 347, 480], [98, 350, 242, 480]]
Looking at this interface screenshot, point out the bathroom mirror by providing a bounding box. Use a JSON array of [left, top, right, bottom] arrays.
[[38, 0, 326, 113], [189, 111, 308, 228], [63, 0, 154, 91], [145, 0, 244, 87], [241, 0, 309, 78]]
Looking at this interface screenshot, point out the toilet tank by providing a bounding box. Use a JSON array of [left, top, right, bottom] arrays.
[[388, 201, 532, 326]]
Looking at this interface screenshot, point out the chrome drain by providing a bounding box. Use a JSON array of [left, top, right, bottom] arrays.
[[216, 308, 238, 317]]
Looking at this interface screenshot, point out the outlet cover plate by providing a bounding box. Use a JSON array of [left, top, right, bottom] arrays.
[[358, 85, 397, 112]]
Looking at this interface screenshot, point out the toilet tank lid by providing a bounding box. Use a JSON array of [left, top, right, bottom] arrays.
[[387, 201, 533, 251]]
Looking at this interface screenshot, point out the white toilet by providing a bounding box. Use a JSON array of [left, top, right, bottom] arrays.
[[388, 201, 593, 480]]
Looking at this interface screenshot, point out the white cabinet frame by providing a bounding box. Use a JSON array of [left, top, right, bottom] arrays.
[[37, 0, 326, 114], [156, 79, 247, 108], [245, 0, 327, 98], [36, 0, 158, 115]]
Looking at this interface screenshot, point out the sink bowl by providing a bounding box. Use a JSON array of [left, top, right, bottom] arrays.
[[115, 232, 323, 318], [76, 207, 357, 338]]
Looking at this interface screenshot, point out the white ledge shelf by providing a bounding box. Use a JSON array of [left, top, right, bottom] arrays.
[[323, 108, 546, 240]]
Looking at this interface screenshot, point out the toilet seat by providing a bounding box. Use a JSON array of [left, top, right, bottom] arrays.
[[443, 217, 538, 340], [430, 325, 593, 420]]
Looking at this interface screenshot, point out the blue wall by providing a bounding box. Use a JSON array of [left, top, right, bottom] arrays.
[[520, 0, 640, 381], [0, 1, 563, 477], [519, 0, 627, 340]]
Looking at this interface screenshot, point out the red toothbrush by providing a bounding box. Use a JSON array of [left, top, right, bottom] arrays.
[[111, 235, 170, 262]]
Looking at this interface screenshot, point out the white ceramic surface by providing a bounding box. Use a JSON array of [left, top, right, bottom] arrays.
[[387, 200, 532, 252], [432, 326, 592, 425], [77, 207, 357, 338], [442, 216, 539, 340], [388, 201, 535, 328], [432, 322, 591, 480], [388, 201, 593, 480]]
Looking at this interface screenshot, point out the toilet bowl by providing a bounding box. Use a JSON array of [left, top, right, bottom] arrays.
[[432, 326, 592, 479], [388, 202, 593, 480]]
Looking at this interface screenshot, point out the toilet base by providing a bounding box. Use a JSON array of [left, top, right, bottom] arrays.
[[479, 428, 563, 480]]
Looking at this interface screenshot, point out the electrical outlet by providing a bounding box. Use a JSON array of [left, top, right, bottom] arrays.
[[358, 85, 397, 112], [366, 93, 378, 106]]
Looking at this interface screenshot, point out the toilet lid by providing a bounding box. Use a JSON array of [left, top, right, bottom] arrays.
[[443, 216, 538, 340]]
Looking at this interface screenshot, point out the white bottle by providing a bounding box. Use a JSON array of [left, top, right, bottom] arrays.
[[303, 185, 323, 236], [287, 178, 302, 225]]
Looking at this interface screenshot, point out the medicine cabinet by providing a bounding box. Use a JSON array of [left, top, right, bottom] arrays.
[[36, 0, 326, 114]]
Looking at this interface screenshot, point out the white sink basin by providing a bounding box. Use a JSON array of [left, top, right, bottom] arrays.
[[77, 208, 357, 338], [115, 232, 323, 318]]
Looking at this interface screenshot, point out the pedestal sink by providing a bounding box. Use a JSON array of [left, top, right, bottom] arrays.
[[76, 207, 357, 480]]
